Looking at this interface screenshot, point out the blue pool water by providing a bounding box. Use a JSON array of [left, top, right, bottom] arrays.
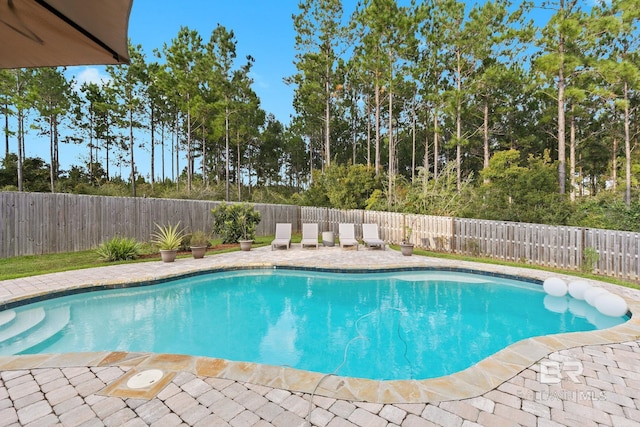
[[0, 269, 628, 380]]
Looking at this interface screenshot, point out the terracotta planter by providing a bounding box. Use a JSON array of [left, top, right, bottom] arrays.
[[400, 243, 414, 256], [190, 246, 207, 259], [160, 249, 178, 262], [239, 240, 253, 251]]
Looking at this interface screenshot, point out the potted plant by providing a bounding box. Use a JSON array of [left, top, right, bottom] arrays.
[[237, 211, 259, 251], [400, 225, 414, 256], [188, 230, 210, 259], [211, 203, 262, 251], [151, 222, 185, 262]]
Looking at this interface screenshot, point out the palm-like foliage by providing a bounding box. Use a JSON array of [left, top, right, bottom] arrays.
[[151, 222, 185, 250]]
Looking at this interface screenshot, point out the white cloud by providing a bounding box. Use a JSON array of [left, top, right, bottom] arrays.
[[70, 66, 110, 90], [250, 71, 270, 90]]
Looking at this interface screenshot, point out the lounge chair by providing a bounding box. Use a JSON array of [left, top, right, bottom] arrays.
[[301, 223, 319, 249], [271, 223, 291, 250], [362, 223, 386, 250], [338, 223, 358, 250]]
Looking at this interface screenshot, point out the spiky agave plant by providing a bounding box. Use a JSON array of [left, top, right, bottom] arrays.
[[151, 222, 185, 250]]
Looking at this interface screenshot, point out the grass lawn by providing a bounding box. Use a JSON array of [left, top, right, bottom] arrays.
[[1, 236, 638, 290], [398, 246, 640, 290], [0, 236, 273, 281]]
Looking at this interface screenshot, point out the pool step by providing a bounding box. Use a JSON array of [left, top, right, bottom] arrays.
[[0, 306, 72, 355], [0, 307, 45, 344], [0, 310, 17, 328], [0, 306, 70, 355]]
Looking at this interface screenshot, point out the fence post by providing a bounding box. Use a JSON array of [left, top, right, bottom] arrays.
[[580, 227, 585, 271], [402, 214, 406, 243], [324, 207, 329, 232], [451, 217, 456, 253]]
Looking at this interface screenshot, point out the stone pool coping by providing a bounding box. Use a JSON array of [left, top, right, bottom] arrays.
[[1, 246, 639, 404]]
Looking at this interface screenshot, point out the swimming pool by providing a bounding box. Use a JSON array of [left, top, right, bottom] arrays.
[[0, 268, 628, 380]]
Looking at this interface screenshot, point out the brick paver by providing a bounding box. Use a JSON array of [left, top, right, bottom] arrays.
[[2, 341, 637, 426], [1, 247, 640, 426]]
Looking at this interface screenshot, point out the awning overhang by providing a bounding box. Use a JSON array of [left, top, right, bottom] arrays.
[[0, 0, 133, 69]]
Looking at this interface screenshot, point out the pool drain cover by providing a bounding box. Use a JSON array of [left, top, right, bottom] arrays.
[[126, 369, 164, 389]]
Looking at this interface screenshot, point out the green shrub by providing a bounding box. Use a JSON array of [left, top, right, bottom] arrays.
[[582, 247, 600, 273], [96, 236, 141, 262], [211, 203, 262, 243], [185, 230, 210, 247]]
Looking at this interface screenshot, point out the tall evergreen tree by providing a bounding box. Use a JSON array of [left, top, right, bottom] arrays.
[[107, 44, 147, 197], [535, 0, 585, 195], [594, 0, 640, 206], [164, 27, 205, 192], [29, 67, 72, 192], [291, 0, 346, 170]]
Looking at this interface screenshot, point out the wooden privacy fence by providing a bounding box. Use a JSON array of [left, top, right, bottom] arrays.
[[3, 192, 640, 281], [301, 207, 454, 250], [0, 192, 299, 258], [301, 207, 640, 282]]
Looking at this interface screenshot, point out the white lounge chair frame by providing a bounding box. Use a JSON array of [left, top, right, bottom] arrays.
[[301, 223, 319, 249], [271, 223, 291, 250], [338, 223, 358, 250], [362, 223, 386, 250]]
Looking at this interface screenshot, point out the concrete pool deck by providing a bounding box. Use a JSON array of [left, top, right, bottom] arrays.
[[1, 245, 640, 426]]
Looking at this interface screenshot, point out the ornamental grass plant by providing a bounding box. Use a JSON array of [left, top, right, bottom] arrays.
[[96, 236, 142, 262]]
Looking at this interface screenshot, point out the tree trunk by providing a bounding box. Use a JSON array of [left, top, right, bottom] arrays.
[[388, 85, 394, 207], [186, 99, 192, 192], [237, 127, 241, 201], [54, 118, 59, 177], [411, 110, 416, 182], [624, 80, 631, 207], [569, 103, 576, 202], [161, 123, 165, 182], [366, 94, 371, 167], [49, 115, 55, 193], [423, 109, 430, 178], [557, 37, 566, 195], [325, 56, 331, 168], [17, 107, 23, 192], [172, 116, 176, 182], [88, 106, 94, 183], [374, 77, 381, 175], [202, 125, 207, 188], [612, 136, 617, 191], [433, 110, 439, 179], [225, 102, 230, 201], [456, 49, 462, 192], [150, 107, 155, 189], [483, 96, 490, 184], [129, 108, 136, 197], [3, 101, 8, 158], [352, 95, 357, 165], [105, 118, 110, 181]]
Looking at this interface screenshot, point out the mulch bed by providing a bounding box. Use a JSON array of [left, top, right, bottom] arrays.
[[138, 244, 238, 260]]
